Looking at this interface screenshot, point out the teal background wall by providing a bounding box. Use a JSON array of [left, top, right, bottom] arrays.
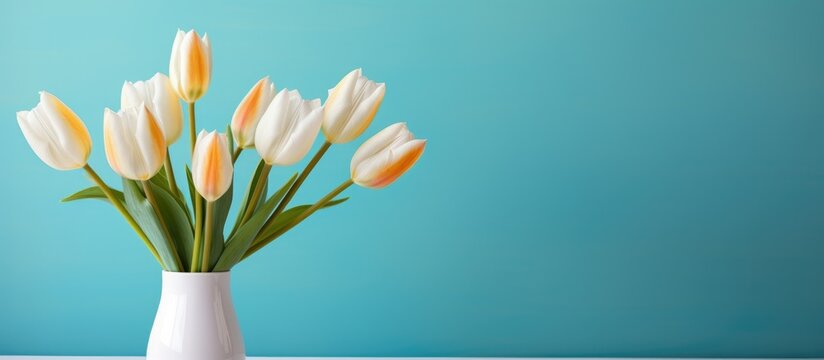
[[1, 0, 823, 356]]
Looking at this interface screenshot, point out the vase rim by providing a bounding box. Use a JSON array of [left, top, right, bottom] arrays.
[[161, 270, 231, 274]]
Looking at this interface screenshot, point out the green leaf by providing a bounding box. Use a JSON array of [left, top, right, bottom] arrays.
[[150, 165, 170, 189], [145, 180, 195, 271], [184, 166, 203, 269], [226, 125, 235, 155], [256, 197, 349, 242], [122, 179, 182, 272], [229, 161, 279, 236], [185, 165, 198, 213], [150, 170, 191, 224], [204, 181, 232, 271], [62, 186, 125, 204], [213, 175, 296, 271]]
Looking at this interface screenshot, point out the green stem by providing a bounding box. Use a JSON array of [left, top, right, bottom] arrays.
[[141, 180, 183, 271], [201, 201, 215, 272], [191, 192, 204, 272], [261, 141, 331, 232], [240, 163, 271, 225], [83, 165, 164, 268], [232, 147, 243, 164], [187, 101, 201, 271], [243, 178, 353, 260], [188, 102, 197, 155], [164, 149, 180, 196]]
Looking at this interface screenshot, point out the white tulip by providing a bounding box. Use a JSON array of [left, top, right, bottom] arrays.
[[351, 122, 426, 189], [169, 29, 212, 103], [122, 73, 183, 145], [322, 68, 386, 144], [17, 91, 92, 170], [255, 89, 323, 166], [103, 105, 166, 180], [231, 77, 276, 148], [192, 131, 233, 202]]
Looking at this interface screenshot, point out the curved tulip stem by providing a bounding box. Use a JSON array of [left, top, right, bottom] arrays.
[[83, 165, 164, 268], [191, 193, 203, 272], [201, 201, 215, 272], [188, 102, 197, 154], [232, 147, 243, 164], [164, 149, 180, 196], [240, 163, 272, 225], [243, 178, 353, 260], [142, 180, 184, 271], [261, 141, 332, 232]]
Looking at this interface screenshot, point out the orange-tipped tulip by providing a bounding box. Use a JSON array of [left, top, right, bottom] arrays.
[[17, 91, 92, 171], [322, 68, 385, 144], [350, 122, 426, 189], [231, 76, 276, 148], [103, 105, 166, 180], [192, 131, 233, 202], [169, 29, 212, 103]]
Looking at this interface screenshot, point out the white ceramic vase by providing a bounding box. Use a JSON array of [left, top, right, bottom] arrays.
[[146, 271, 245, 360]]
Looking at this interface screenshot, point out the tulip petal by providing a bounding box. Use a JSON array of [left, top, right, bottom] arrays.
[[192, 131, 233, 202], [180, 32, 199, 100], [254, 89, 290, 162], [122, 73, 183, 145], [322, 68, 385, 144], [169, 29, 211, 103], [350, 122, 425, 189], [337, 82, 385, 143], [154, 73, 184, 144], [38, 92, 92, 164], [202, 33, 212, 82], [169, 30, 185, 96], [121, 81, 142, 109], [255, 89, 323, 166], [350, 122, 409, 172], [104, 109, 137, 178], [17, 92, 91, 170], [232, 77, 276, 148], [134, 106, 167, 179], [322, 69, 361, 140], [354, 139, 426, 189], [18, 110, 72, 170], [103, 106, 166, 180], [273, 106, 323, 165]]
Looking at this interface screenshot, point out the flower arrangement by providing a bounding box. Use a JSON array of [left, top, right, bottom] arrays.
[[16, 29, 426, 273]]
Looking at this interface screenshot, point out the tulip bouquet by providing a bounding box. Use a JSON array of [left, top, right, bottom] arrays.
[[16, 30, 426, 273]]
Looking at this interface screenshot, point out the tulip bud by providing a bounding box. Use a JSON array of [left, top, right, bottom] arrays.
[[17, 91, 92, 170], [231, 77, 276, 148], [322, 68, 386, 144], [255, 89, 323, 166], [169, 29, 212, 103], [103, 105, 167, 180], [351, 122, 426, 189], [192, 131, 233, 202], [122, 73, 183, 145]]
